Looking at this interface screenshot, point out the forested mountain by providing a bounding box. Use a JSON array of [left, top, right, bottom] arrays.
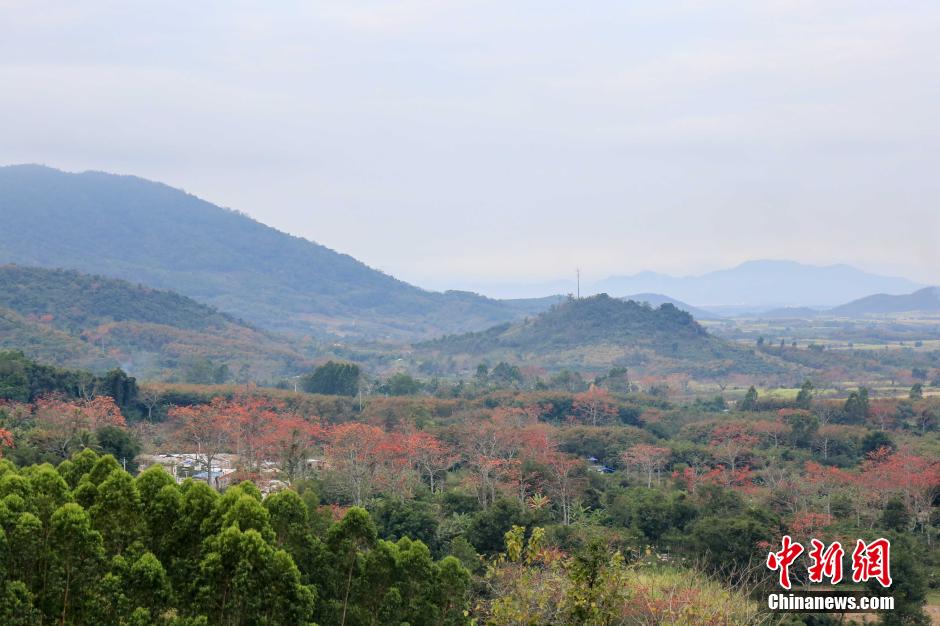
[[419, 294, 779, 377], [0, 165, 532, 339], [828, 286, 940, 316], [0, 265, 307, 380]]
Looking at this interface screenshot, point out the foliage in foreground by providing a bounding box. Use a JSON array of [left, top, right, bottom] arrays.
[[0, 451, 471, 626], [475, 526, 769, 625]]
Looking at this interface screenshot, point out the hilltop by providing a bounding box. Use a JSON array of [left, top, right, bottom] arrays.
[[0, 265, 308, 380], [622, 293, 719, 320], [0, 165, 533, 339], [418, 294, 780, 377]]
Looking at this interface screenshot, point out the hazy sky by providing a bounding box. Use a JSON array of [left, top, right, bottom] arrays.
[[2, 1, 939, 294]]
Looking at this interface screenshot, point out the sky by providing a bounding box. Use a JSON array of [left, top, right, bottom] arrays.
[[2, 0, 939, 296]]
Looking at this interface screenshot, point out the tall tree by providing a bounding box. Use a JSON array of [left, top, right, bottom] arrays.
[[622, 443, 671, 488], [302, 361, 361, 397]]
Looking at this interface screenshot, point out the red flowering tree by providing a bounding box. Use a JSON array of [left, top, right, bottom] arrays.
[[543, 451, 584, 525], [406, 431, 458, 494], [459, 406, 538, 508], [861, 447, 940, 539], [228, 396, 281, 474], [265, 413, 323, 484], [323, 423, 410, 505], [0, 428, 12, 456], [622, 443, 671, 488], [33, 396, 126, 457], [168, 397, 236, 488], [708, 423, 758, 472], [570, 386, 618, 426]]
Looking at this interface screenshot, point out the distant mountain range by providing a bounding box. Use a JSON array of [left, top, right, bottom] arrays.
[[593, 260, 924, 308], [0, 265, 308, 380], [828, 287, 940, 317], [2, 165, 934, 345], [0, 165, 536, 340]]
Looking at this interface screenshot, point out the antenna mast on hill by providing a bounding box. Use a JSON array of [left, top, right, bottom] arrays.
[[576, 268, 580, 299]]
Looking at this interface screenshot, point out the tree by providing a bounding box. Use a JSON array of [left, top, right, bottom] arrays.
[[781, 409, 818, 448], [266, 413, 322, 484], [621, 443, 671, 488], [372, 499, 440, 553], [862, 431, 895, 456], [604, 366, 630, 393], [137, 386, 162, 421], [381, 373, 422, 396], [94, 369, 138, 411], [686, 510, 776, 572], [862, 448, 940, 541], [881, 497, 911, 532], [570, 386, 618, 426], [909, 383, 924, 400], [459, 407, 536, 508], [466, 499, 526, 555], [90, 468, 143, 554], [868, 534, 930, 625], [795, 380, 815, 409], [168, 397, 236, 490], [842, 387, 870, 423], [32, 396, 126, 459], [324, 423, 408, 506], [490, 362, 523, 387], [407, 431, 457, 494], [708, 423, 758, 472], [0, 427, 12, 457], [302, 361, 361, 397], [740, 386, 759, 411], [229, 395, 281, 474], [46, 503, 105, 625], [0, 352, 30, 402], [126, 552, 172, 618], [96, 425, 141, 472], [543, 451, 584, 526], [197, 525, 315, 625], [324, 507, 377, 626], [751, 418, 786, 448]]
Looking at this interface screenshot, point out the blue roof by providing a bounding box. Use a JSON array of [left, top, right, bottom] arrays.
[[193, 470, 225, 480]]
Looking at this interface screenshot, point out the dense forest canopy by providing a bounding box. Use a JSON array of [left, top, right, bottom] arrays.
[[1, 346, 937, 625]]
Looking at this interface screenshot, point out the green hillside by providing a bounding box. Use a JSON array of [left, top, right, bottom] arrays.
[[418, 294, 781, 377], [0, 265, 309, 381], [0, 165, 532, 339]]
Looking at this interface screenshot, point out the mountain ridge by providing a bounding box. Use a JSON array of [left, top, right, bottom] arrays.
[[0, 264, 309, 380], [0, 165, 532, 339], [828, 286, 940, 316], [594, 259, 923, 307]]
